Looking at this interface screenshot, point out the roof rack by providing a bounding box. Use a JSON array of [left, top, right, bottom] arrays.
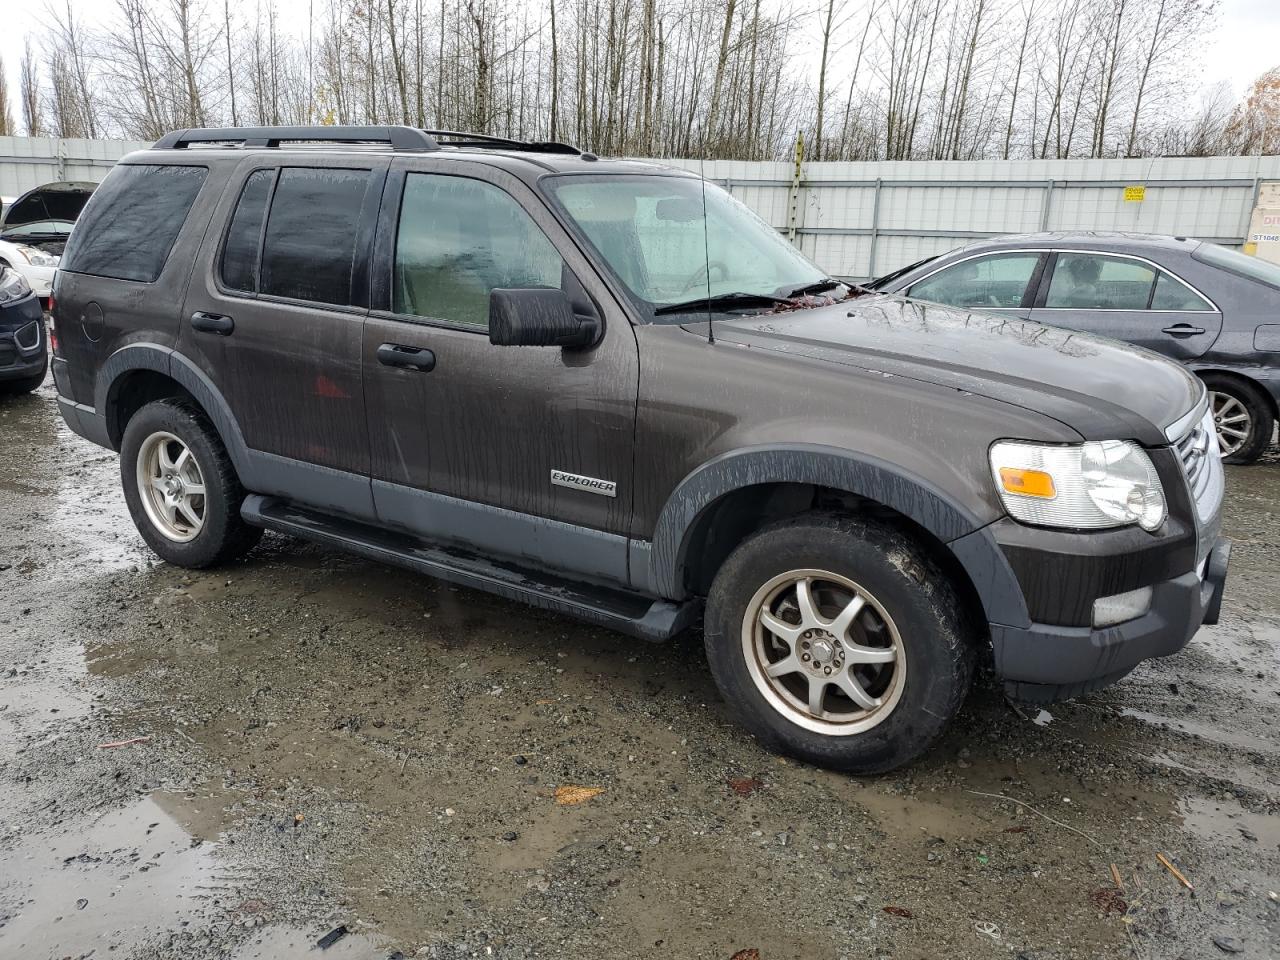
[[424, 130, 583, 155], [152, 125, 440, 152]]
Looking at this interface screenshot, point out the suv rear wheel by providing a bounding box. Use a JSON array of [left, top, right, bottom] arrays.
[[704, 514, 975, 774], [120, 398, 262, 567]]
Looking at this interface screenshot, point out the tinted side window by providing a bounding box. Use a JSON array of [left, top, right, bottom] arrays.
[[260, 168, 372, 306], [1151, 272, 1212, 311], [61, 164, 207, 282], [907, 254, 1040, 308], [1046, 253, 1155, 310], [220, 170, 274, 293], [394, 174, 563, 327]]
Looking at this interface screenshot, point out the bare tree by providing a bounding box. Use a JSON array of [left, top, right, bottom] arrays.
[[1125, 0, 1214, 156], [0, 57, 15, 137], [6, 0, 1260, 161], [21, 42, 43, 136], [1002, 0, 1037, 158]]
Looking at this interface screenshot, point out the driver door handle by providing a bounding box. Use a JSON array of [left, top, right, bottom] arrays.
[[1161, 323, 1205, 337], [377, 342, 436, 372]]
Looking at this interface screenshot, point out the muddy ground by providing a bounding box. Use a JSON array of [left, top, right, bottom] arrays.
[[1, 377, 1277, 960]]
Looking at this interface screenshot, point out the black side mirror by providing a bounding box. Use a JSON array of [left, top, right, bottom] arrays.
[[489, 288, 600, 348]]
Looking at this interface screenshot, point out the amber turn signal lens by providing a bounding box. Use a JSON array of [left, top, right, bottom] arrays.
[[998, 467, 1056, 499]]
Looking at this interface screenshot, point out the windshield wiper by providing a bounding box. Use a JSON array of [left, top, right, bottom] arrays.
[[784, 278, 844, 298], [653, 291, 793, 316]]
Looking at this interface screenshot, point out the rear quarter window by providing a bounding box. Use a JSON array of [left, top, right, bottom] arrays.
[[60, 164, 207, 282], [1193, 242, 1280, 291]]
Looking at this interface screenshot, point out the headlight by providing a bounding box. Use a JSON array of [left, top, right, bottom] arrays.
[[0, 266, 32, 304], [14, 244, 60, 267], [990, 439, 1166, 532]]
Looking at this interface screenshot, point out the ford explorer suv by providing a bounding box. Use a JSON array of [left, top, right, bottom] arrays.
[[51, 126, 1229, 773]]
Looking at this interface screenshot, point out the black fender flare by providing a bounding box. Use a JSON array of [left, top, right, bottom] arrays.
[[95, 343, 254, 481], [647, 444, 1030, 628]]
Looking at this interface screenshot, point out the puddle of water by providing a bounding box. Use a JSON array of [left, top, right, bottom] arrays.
[[1188, 620, 1280, 670], [0, 646, 93, 764], [0, 794, 228, 957], [846, 783, 995, 840], [1179, 795, 1280, 850], [1119, 707, 1270, 754], [1148, 749, 1276, 794]]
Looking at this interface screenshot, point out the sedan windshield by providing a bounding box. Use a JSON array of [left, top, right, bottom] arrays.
[[547, 175, 828, 321]]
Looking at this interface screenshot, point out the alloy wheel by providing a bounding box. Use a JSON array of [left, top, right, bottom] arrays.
[[741, 569, 906, 736], [1210, 391, 1251, 458], [136, 431, 207, 542]]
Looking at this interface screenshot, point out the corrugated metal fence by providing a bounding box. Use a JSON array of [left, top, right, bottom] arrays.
[[660, 155, 1280, 279], [3, 137, 1277, 280], [0, 137, 151, 197]]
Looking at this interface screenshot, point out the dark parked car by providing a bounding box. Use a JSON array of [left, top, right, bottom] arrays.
[[0, 265, 47, 395], [52, 127, 1228, 772], [868, 233, 1280, 463]]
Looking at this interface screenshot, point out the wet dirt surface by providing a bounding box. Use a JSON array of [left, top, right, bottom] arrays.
[[1, 378, 1278, 960]]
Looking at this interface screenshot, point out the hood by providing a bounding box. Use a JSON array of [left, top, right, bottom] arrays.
[[2, 181, 97, 229], [703, 294, 1202, 446]]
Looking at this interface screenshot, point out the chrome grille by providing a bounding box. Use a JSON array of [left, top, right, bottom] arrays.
[[1173, 406, 1224, 526]]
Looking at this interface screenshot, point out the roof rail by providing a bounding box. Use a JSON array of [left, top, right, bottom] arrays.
[[152, 125, 440, 152], [424, 129, 582, 155]]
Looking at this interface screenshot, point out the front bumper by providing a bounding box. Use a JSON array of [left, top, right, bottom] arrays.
[[0, 293, 47, 381], [14, 263, 56, 300], [993, 536, 1230, 703]]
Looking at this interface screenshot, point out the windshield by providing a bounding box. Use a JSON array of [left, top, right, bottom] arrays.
[[1194, 242, 1280, 290], [548, 175, 827, 320]]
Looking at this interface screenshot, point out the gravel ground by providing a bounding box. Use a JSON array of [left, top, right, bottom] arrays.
[[1, 377, 1277, 960]]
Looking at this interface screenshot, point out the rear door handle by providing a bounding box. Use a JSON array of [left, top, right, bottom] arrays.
[[377, 342, 436, 372], [1161, 323, 1205, 337], [190, 311, 234, 335]]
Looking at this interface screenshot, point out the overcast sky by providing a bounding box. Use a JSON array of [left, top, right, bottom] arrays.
[[2, 0, 1277, 137]]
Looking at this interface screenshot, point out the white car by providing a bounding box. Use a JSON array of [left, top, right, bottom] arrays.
[[0, 182, 96, 305]]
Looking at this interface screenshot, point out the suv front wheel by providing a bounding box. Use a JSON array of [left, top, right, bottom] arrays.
[[704, 514, 975, 774], [120, 398, 262, 568]]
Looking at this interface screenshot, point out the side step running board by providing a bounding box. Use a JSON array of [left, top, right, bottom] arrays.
[[241, 495, 700, 642]]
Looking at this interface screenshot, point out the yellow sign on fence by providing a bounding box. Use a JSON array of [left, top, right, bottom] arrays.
[[1123, 185, 1146, 203]]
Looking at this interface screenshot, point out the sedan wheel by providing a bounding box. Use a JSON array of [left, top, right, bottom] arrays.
[[1210, 391, 1251, 458]]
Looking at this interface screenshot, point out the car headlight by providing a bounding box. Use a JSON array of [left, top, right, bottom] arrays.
[[0, 266, 32, 304], [990, 439, 1166, 532], [13, 244, 60, 267]]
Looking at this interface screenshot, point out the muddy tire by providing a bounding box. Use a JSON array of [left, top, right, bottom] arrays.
[[704, 513, 975, 774], [120, 398, 261, 568], [1201, 374, 1273, 465]]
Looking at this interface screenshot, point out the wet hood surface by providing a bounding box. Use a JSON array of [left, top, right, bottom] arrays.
[[703, 294, 1203, 444]]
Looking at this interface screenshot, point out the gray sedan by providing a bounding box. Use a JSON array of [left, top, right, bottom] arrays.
[[869, 233, 1280, 463]]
